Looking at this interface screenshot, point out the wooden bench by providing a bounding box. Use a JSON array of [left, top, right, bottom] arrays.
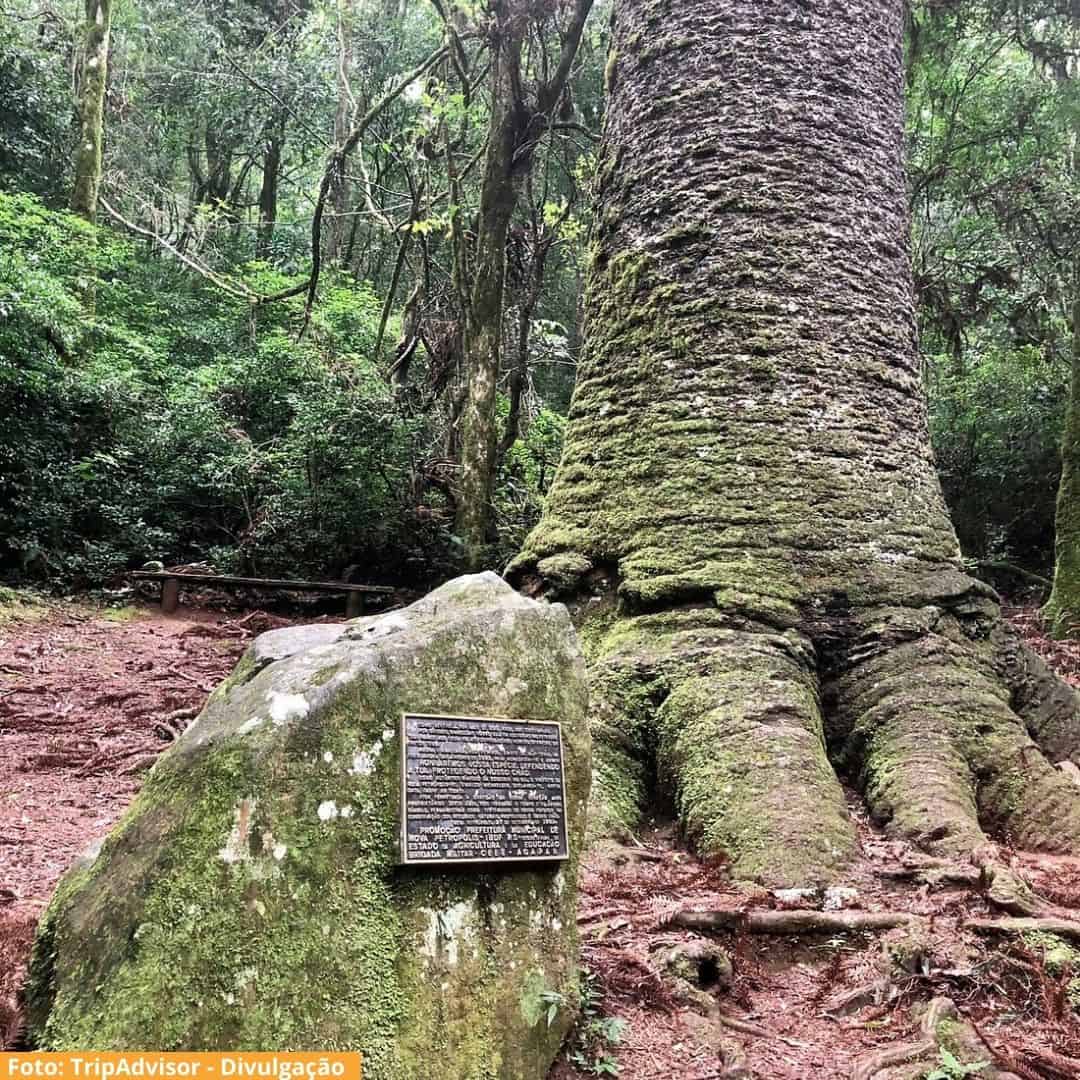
[[130, 571, 394, 618]]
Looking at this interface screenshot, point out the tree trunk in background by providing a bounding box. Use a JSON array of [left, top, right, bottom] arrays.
[[256, 117, 285, 259], [454, 24, 528, 568], [1039, 14, 1079, 638], [326, 0, 355, 265], [454, 0, 593, 568], [70, 0, 112, 221], [510, 0, 1080, 886], [1044, 268, 1080, 636]]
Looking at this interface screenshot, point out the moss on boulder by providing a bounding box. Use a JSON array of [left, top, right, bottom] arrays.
[[25, 574, 590, 1080]]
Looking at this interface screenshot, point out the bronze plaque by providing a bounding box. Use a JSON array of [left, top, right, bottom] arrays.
[[399, 713, 569, 864]]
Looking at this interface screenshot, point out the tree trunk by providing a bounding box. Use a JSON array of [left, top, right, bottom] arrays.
[[1044, 268, 1080, 637], [326, 0, 355, 265], [454, 0, 594, 567], [454, 28, 528, 568], [256, 117, 285, 259], [1041, 21, 1079, 637], [70, 0, 112, 221], [498, 223, 550, 461], [510, 0, 1080, 886]]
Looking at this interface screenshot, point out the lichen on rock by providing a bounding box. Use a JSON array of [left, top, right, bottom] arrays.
[[25, 573, 590, 1080]]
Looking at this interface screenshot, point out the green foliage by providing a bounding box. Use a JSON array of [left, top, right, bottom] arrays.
[[0, 193, 454, 587], [494, 406, 566, 563], [565, 968, 627, 1077], [928, 343, 1066, 565], [1019, 931, 1080, 1009], [538, 988, 564, 1028], [0, 18, 72, 202], [909, 4, 1080, 575], [923, 1048, 989, 1080]]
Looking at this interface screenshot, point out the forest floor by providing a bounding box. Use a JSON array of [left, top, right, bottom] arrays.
[[0, 593, 337, 1046], [2, 595, 1080, 1076]]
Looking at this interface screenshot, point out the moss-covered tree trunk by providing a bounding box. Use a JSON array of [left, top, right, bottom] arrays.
[[70, 0, 111, 221], [510, 0, 1080, 886], [455, 24, 528, 570], [1030, 8, 1080, 638], [1042, 259, 1080, 638], [453, 0, 594, 569]]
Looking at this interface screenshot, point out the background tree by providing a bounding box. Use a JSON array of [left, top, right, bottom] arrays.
[[9, 0, 1079, 616], [70, 0, 112, 220], [910, 0, 1080, 581], [511, 0, 1080, 885], [1006, 2, 1080, 637], [441, 0, 594, 568]]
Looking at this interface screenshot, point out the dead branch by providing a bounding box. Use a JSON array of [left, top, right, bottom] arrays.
[[668, 909, 915, 935], [99, 197, 255, 301]]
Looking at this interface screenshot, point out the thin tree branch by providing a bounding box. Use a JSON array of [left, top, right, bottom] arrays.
[[100, 196, 253, 300], [223, 54, 329, 149], [299, 43, 450, 339]]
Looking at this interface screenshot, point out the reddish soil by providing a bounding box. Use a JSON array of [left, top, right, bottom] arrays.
[[3, 597, 1080, 1077], [554, 813, 1080, 1079], [0, 597, 326, 1046]]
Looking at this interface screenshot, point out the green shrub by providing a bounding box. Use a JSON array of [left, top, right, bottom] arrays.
[[0, 193, 453, 588]]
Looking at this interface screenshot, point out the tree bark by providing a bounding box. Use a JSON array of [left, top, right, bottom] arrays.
[[454, 25, 527, 566], [325, 0, 355, 265], [453, 0, 594, 568], [256, 116, 285, 259], [1025, 6, 1080, 638], [510, 0, 1080, 886], [70, 0, 111, 221], [1043, 253, 1080, 637]]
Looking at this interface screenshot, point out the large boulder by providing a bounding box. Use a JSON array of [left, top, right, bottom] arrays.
[[25, 574, 590, 1079]]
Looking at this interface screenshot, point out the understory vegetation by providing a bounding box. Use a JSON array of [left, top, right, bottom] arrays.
[[0, 190, 564, 586]]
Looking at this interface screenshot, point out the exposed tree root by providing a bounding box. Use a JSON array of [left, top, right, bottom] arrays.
[[827, 607, 1080, 865], [560, 578, 1080, 892], [1008, 1046, 1080, 1080], [586, 615, 858, 885], [850, 996, 1018, 1080], [983, 864, 1066, 919], [874, 853, 983, 888], [668, 909, 914, 935], [965, 916, 1080, 942], [850, 996, 955, 1080], [823, 982, 892, 1018], [994, 621, 1080, 765]]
